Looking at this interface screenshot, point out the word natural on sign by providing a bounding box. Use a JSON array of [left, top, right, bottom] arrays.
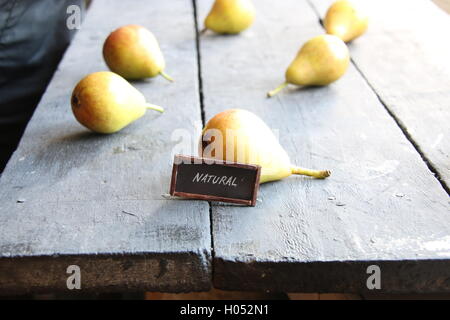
[[169, 155, 261, 206]]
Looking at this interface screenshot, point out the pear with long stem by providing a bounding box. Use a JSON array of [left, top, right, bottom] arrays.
[[71, 72, 164, 134], [199, 109, 330, 183], [103, 25, 174, 82], [268, 34, 350, 98]]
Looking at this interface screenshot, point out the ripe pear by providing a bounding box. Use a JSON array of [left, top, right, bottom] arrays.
[[267, 35, 350, 97], [199, 109, 330, 184], [202, 0, 255, 34], [103, 25, 173, 82], [71, 71, 164, 134], [324, 0, 368, 43]]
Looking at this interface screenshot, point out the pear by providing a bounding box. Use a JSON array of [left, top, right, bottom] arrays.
[[324, 0, 368, 43], [103, 25, 173, 82], [199, 109, 330, 183], [267, 34, 350, 97], [71, 71, 164, 134], [202, 0, 255, 34]]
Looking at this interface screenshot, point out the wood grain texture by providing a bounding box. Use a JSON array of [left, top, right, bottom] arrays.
[[310, 0, 450, 190], [0, 0, 211, 293], [197, 0, 450, 293]]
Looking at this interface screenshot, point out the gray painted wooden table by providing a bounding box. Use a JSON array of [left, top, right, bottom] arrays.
[[0, 0, 449, 294], [0, 0, 211, 294]]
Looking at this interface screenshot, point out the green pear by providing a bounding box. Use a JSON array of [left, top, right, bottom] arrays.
[[199, 109, 330, 183], [202, 0, 255, 34], [324, 0, 368, 43], [267, 34, 350, 97], [71, 71, 164, 134], [103, 25, 173, 81]]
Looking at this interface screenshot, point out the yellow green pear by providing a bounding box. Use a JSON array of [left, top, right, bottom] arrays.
[[267, 34, 350, 97], [324, 0, 368, 43], [71, 71, 164, 134], [202, 0, 255, 34], [103, 25, 173, 81], [199, 109, 330, 183]]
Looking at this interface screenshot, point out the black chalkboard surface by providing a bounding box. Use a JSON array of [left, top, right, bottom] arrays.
[[170, 155, 261, 206]]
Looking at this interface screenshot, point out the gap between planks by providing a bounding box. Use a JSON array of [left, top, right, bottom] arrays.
[[190, 0, 450, 292], [305, 0, 449, 196], [191, 0, 216, 280], [192, 0, 450, 269]]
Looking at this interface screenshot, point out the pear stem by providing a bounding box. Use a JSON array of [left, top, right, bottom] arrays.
[[267, 82, 288, 98], [145, 103, 164, 113], [159, 71, 174, 82], [200, 27, 208, 35], [291, 166, 331, 179]]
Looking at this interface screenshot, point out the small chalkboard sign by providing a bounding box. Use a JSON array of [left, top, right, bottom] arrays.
[[169, 155, 261, 206]]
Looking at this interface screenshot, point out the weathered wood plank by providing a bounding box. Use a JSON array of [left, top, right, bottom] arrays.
[[310, 0, 450, 190], [0, 0, 210, 294], [198, 0, 450, 293]]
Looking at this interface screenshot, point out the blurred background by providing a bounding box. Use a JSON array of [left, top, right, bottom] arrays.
[[0, 0, 87, 172]]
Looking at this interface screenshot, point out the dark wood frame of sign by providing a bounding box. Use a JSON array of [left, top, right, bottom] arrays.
[[170, 155, 262, 207]]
